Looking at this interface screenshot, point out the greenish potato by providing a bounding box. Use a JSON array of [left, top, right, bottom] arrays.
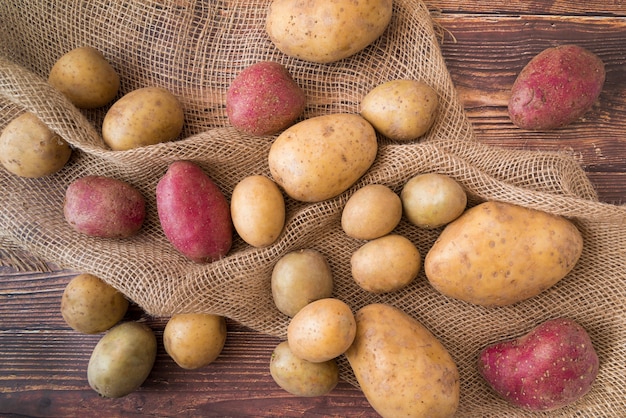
[[360, 79, 439, 141], [271, 249, 333, 317], [48, 46, 120, 109], [61, 273, 129, 334], [0, 112, 71, 178], [163, 313, 227, 370], [87, 321, 157, 398], [401, 173, 467, 229], [270, 341, 339, 397]]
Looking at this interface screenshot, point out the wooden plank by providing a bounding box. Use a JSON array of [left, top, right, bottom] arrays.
[[427, 0, 626, 16]]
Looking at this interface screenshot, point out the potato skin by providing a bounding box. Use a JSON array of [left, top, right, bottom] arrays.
[[268, 114, 378, 202], [61, 273, 129, 334], [163, 313, 227, 370], [48, 46, 120, 109], [231, 175, 285, 247], [87, 322, 157, 398], [478, 318, 599, 411], [102, 86, 184, 150], [287, 298, 356, 363], [266, 0, 393, 64], [64, 175, 146, 238], [424, 201, 583, 306], [351, 234, 421, 293], [508, 45, 605, 131], [0, 112, 71, 178], [360, 79, 439, 141], [341, 184, 402, 240], [226, 61, 306, 136], [270, 341, 339, 397], [156, 161, 232, 263], [345, 304, 460, 418]]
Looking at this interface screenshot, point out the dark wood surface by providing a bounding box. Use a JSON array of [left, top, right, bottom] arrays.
[[1, 2, 625, 417]]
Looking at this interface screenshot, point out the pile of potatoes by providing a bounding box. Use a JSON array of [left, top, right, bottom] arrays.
[[0, 0, 608, 414]]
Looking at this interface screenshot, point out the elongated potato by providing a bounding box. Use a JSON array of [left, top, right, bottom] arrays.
[[345, 303, 460, 418], [424, 201, 583, 306], [268, 114, 377, 202]]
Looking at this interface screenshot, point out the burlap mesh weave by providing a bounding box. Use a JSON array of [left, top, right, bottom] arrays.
[[1, 1, 625, 416]]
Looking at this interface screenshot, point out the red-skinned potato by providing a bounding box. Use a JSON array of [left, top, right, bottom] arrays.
[[508, 45, 605, 131], [226, 61, 306, 136], [156, 161, 232, 263], [64, 175, 146, 238], [478, 318, 599, 411]]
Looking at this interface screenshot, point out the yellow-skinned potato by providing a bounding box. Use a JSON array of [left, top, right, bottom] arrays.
[[231, 175, 285, 247], [266, 0, 393, 64], [268, 114, 378, 202], [102, 86, 184, 151], [341, 184, 402, 240], [424, 201, 584, 306], [351, 234, 420, 293], [360, 79, 439, 141], [48, 46, 120, 109], [0, 112, 71, 178], [163, 313, 227, 370], [345, 304, 460, 418]]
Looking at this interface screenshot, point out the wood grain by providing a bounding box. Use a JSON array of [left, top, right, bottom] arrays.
[[1, 3, 625, 417]]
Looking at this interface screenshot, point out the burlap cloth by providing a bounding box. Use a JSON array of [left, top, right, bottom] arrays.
[[1, 1, 625, 416]]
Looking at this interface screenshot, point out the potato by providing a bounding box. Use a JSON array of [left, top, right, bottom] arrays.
[[400, 173, 467, 229], [478, 318, 599, 411], [231, 175, 285, 247], [48, 46, 120, 109], [64, 175, 146, 238], [424, 201, 583, 306], [508, 45, 605, 131], [271, 249, 334, 317], [360, 79, 439, 141], [351, 234, 420, 293], [270, 341, 339, 397], [163, 313, 227, 370], [102, 86, 184, 150], [61, 273, 129, 334], [266, 0, 393, 64], [0, 112, 71, 178], [226, 61, 306, 136], [287, 298, 356, 363], [87, 321, 157, 398], [156, 161, 232, 263], [341, 184, 402, 240], [268, 114, 378, 202], [345, 303, 460, 418]]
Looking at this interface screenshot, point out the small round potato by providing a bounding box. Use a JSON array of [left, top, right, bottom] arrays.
[[163, 313, 227, 370], [351, 234, 421, 293], [270, 341, 339, 397], [61, 273, 129, 334], [231, 175, 285, 247], [360, 79, 439, 141], [341, 184, 402, 240], [287, 298, 356, 363], [102, 86, 184, 151], [271, 249, 334, 317], [0, 112, 71, 178], [48, 46, 120, 109], [401, 173, 467, 229]]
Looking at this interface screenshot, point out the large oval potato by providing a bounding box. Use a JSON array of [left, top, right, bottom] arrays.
[[0, 112, 71, 178], [424, 201, 584, 306], [266, 0, 393, 64], [345, 303, 460, 418], [102, 86, 184, 150], [268, 114, 378, 202], [48, 46, 120, 109], [87, 321, 157, 398]]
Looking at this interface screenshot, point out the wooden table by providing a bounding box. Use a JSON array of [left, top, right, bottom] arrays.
[[1, 1, 625, 416]]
